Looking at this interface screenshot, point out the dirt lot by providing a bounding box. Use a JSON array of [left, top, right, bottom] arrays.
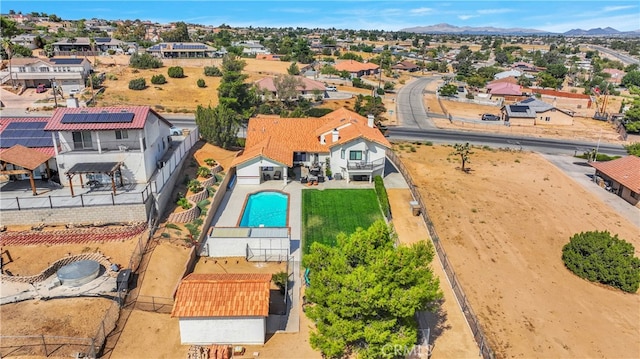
[[0, 297, 112, 337], [395, 143, 639, 359]]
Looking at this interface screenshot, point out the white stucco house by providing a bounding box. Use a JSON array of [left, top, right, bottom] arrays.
[[171, 273, 272, 345], [44, 106, 175, 189], [5, 57, 92, 93], [231, 108, 391, 185]]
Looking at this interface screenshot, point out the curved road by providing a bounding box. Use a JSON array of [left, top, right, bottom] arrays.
[[396, 77, 439, 129], [587, 45, 639, 66], [389, 76, 627, 156]]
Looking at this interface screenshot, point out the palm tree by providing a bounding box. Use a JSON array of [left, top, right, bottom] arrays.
[[2, 38, 15, 88]]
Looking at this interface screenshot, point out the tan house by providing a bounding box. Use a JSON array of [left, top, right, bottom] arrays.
[[590, 156, 640, 207], [502, 97, 574, 126], [4, 57, 92, 93]]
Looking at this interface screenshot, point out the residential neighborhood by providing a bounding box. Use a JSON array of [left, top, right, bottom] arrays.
[[1, 4, 640, 359]]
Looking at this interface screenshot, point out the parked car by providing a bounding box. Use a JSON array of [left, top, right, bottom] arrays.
[[36, 84, 47, 93], [69, 88, 81, 96], [325, 85, 337, 92], [170, 126, 183, 136], [481, 114, 501, 121]]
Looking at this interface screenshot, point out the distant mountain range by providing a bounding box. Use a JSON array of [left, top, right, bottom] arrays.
[[400, 23, 640, 37]]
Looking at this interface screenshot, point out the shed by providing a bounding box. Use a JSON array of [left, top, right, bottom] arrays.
[[171, 273, 272, 345]]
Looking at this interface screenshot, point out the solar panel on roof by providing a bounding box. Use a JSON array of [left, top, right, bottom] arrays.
[[49, 58, 84, 65], [0, 121, 52, 148], [60, 112, 135, 124], [95, 37, 111, 43], [520, 98, 535, 103], [510, 105, 530, 113]]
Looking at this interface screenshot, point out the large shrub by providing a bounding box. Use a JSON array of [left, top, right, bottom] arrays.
[[129, 53, 162, 69], [128, 78, 146, 90], [151, 74, 167, 84], [204, 66, 222, 76], [168, 66, 184, 78], [562, 231, 640, 293], [197, 78, 206, 88]]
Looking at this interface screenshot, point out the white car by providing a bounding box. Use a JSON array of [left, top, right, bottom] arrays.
[[170, 126, 183, 136], [325, 86, 337, 92], [69, 88, 82, 96]]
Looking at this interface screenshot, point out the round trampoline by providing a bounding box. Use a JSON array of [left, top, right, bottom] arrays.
[[56, 260, 101, 287]]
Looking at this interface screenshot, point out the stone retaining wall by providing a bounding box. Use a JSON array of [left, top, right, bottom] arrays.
[[1, 253, 113, 284], [166, 187, 210, 223]]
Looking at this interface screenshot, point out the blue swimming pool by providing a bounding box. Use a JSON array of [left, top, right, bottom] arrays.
[[239, 191, 288, 227]]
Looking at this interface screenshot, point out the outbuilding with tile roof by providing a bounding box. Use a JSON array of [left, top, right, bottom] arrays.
[[172, 273, 272, 345], [590, 156, 640, 207]]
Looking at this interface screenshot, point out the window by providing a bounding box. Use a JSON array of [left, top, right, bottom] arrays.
[[72, 131, 92, 149], [293, 152, 307, 162], [115, 130, 128, 140], [341, 149, 345, 159], [349, 150, 363, 161], [545, 117, 551, 122]]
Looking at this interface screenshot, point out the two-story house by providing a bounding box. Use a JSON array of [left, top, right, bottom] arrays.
[[231, 108, 390, 185], [6, 57, 91, 93], [44, 106, 175, 188]]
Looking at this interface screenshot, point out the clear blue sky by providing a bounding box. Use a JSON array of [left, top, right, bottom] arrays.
[[4, 1, 640, 33]]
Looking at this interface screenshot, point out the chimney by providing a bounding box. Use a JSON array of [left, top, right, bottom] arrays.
[[320, 134, 325, 144], [331, 129, 339, 143], [367, 114, 375, 128], [66, 97, 79, 108]]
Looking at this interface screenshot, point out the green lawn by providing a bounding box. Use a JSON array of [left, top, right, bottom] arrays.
[[302, 189, 383, 253]]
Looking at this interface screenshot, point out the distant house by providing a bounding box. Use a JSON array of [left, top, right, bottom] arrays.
[[602, 68, 626, 85], [146, 42, 216, 58], [44, 106, 175, 188], [391, 61, 419, 72], [10, 34, 40, 50], [590, 156, 640, 207], [494, 69, 525, 80], [254, 76, 326, 100], [486, 82, 522, 96], [256, 54, 284, 61], [334, 60, 379, 78], [52, 37, 127, 53], [171, 273, 272, 345], [511, 62, 542, 74], [5, 57, 91, 93], [234, 41, 269, 56], [502, 97, 574, 126], [232, 108, 391, 184]]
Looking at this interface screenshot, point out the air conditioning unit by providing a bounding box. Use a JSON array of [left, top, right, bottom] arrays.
[[156, 161, 165, 169]]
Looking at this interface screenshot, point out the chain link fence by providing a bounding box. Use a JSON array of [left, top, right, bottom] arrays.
[[0, 335, 96, 358], [386, 149, 495, 359]]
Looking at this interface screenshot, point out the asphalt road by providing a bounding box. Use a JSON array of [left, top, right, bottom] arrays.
[[395, 76, 439, 129], [587, 45, 639, 65], [387, 126, 627, 156]]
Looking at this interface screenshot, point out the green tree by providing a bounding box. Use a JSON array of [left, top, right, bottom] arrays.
[[287, 62, 300, 75], [624, 143, 640, 156], [129, 53, 162, 69], [450, 142, 474, 172], [151, 74, 167, 84], [304, 220, 442, 359], [128, 78, 146, 90], [204, 66, 222, 77], [195, 103, 241, 149], [562, 231, 640, 293], [621, 71, 640, 88], [217, 54, 257, 119], [438, 83, 457, 97], [1, 16, 22, 87], [197, 78, 206, 88], [273, 74, 303, 106], [168, 66, 184, 78], [537, 72, 561, 89], [161, 21, 189, 42]]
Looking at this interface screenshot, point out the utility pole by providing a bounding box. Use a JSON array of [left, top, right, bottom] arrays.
[[50, 78, 58, 108]]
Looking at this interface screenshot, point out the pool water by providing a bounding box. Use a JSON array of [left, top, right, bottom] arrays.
[[239, 191, 288, 227]]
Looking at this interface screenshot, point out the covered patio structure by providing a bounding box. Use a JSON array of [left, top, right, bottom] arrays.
[[0, 145, 53, 196], [65, 162, 124, 197]]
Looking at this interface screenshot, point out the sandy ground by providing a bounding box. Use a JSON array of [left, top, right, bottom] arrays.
[[395, 143, 640, 359], [0, 297, 112, 337], [109, 310, 187, 359], [387, 188, 479, 358], [137, 239, 192, 298]]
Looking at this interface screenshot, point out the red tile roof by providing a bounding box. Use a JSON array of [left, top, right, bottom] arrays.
[[590, 156, 640, 193], [44, 106, 171, 131], [171, 273, 272, 318], [231, 108, 390, 167], [334, 60, 379, 72]]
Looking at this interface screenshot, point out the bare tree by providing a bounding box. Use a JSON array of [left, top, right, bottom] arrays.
[[451, 142, 474, 172]]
